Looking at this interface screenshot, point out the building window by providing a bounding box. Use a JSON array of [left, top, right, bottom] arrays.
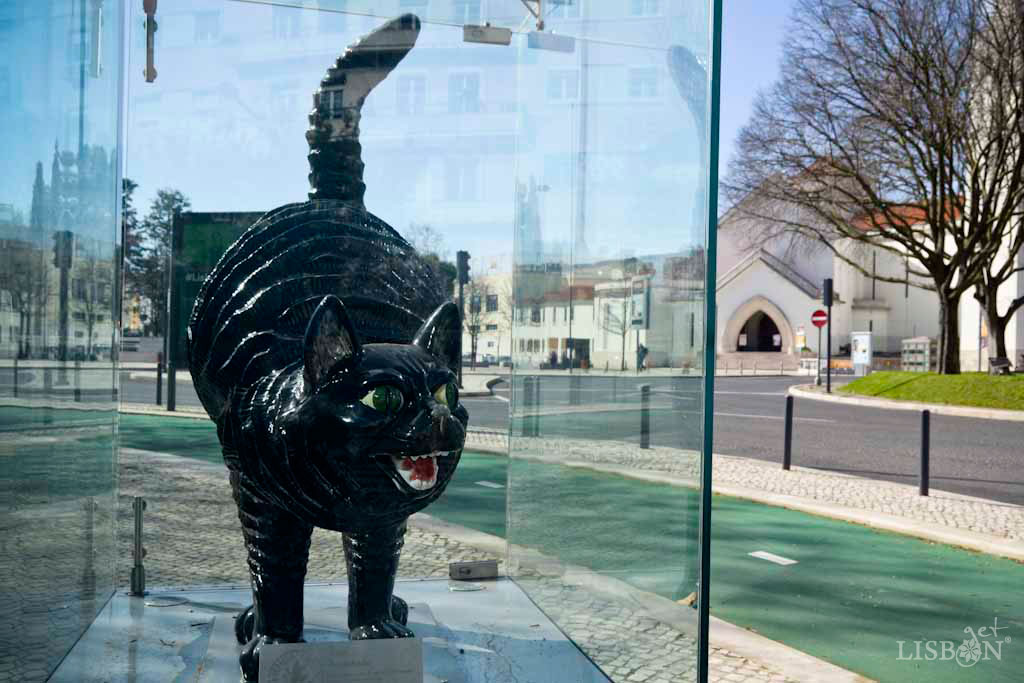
[[486, 294, 499, 312], [550, 1, 581, 19], [194, 11, 221, 42], [487, 341, 495, 348], [396, 75, 426, 115], [73, 312, 86, 322], [318, 10, 346, 34], [448, 73, 480, 114], [468, 324, 480, 333], [470, 295, 482, 313], [630, 0, 659, 16], [445, 157, 479, 201], [547, 70, 578, 100], [272, 6, 302, 39], [453, 0, 481, 24], [530, 305, 541, 323], [485, 323, 498, 331], [628, 67, 658, 98]]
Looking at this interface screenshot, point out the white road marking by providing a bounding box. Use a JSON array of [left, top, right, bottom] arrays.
[[716, 411, 835, 423], [475, 481, 504, 489], [491, 394, 510, 403], [749, 551, 798, 566]]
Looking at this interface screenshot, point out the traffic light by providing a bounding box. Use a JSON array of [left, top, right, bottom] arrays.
[[822, 277, 833, 307], [456, 250, 470, 285], [52, 230, 73, 270]]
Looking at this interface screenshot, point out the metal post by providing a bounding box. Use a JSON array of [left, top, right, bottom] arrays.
[[826, 304, 833, 393], [457, 280, 464, 388], [783, 395, 793, 470], [129, 496, 146, 596], [166, 362, 176, 412], [156, 355, 163, 406], [920, 410, 930, 496], [533, 376, 541, 437], [640, 384, 650, 449], [73, 358, 82, 402], [521, 376, 533, 437], [12, 356, 17, 398], [816, 326, 822, 386]]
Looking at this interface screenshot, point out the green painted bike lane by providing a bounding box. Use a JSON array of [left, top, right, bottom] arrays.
[[111, 414, 1024, 681]]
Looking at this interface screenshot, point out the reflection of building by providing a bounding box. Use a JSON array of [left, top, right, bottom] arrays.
[[0, 147, 118, 360]]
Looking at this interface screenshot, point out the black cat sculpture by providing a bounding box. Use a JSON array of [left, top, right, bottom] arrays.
[[187, 14, 467, 681]]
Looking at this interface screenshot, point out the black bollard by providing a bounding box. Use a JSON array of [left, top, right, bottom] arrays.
[[640, 384, 651, 449], [521, 376, 533, 437], [920, 410, 930, 496], [156, 358, 163, 406], [783, 395, 794, 470]]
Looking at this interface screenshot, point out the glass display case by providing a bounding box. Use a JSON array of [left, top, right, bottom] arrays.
[[0, 2, 720, 681]]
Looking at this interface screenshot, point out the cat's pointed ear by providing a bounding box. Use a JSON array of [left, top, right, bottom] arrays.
[[303, 295, 361, 388], [412, 302, 461, 373]]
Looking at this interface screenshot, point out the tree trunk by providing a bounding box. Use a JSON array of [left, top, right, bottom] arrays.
[[937, 293, 962, 374]]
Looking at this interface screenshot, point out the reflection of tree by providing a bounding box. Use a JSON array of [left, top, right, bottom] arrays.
[[496, 279, 516, 359], [407, 222, 457, 298], [0, 235, 51, 359], [599, 284, 630, 371], [463, 277, 491, 368], [137, 189, 191, 336], [73, 239, 113, 357]]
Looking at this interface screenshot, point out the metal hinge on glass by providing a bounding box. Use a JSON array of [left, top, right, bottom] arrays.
[[449, 559, 499, 581], [143, 0, 157, 83]]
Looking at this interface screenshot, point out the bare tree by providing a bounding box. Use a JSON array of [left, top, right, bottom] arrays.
[[0, 237, 51, 359], [462, 277, 490, 369], [970, 0, 1024, 360], [73, 238, 114, 357], [407, 222, 457, 298], [599, 284, 631, 371], [724, 0, 1024, 373]]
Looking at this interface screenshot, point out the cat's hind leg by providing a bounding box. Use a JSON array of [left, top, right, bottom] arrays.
[[230, 471, 313, 681]]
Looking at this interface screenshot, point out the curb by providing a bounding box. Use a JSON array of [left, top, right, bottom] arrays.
[[789, 384, 1024, 422]]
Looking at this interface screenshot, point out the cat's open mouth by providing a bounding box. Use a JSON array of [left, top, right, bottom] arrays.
[[390, 452, 451, 491]]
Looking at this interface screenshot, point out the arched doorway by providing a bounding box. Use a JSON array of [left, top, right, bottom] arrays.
[[720, 296, 796, 354], [737, 311, 782, 351]]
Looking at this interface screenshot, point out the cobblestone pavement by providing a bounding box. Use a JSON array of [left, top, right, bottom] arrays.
[[106, 448, 793, 683], [467, 431, 1024, 542]]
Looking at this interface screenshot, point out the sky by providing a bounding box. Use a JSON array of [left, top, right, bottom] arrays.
[[719, 0, 794, 174]]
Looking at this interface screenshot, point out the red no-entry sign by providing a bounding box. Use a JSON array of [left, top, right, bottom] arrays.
[[811, 310, 828, 328]]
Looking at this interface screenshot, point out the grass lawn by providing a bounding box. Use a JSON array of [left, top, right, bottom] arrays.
[[839, 371, 1024, 410]]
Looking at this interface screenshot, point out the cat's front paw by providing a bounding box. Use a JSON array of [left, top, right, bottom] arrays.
[[350, 618, 414, 640], [390, 595, 409, 626]]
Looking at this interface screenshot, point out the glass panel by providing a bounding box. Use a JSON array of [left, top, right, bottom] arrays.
[[0, 1, 124, 680], [122, 1, 524, 590], [506, 2, 713, 681]]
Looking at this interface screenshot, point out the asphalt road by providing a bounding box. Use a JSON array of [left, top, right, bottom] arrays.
[[35, 369, 1024, 505]]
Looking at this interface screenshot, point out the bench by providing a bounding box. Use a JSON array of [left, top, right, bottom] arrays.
[[989, 357, 1012, 375]]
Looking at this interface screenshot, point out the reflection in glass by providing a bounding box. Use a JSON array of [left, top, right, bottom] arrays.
[[0, 1, 123, 681]]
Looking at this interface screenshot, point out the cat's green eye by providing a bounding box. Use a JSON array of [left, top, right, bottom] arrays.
[[433, 381, 458, 410], [361, 385, 403, 415]]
